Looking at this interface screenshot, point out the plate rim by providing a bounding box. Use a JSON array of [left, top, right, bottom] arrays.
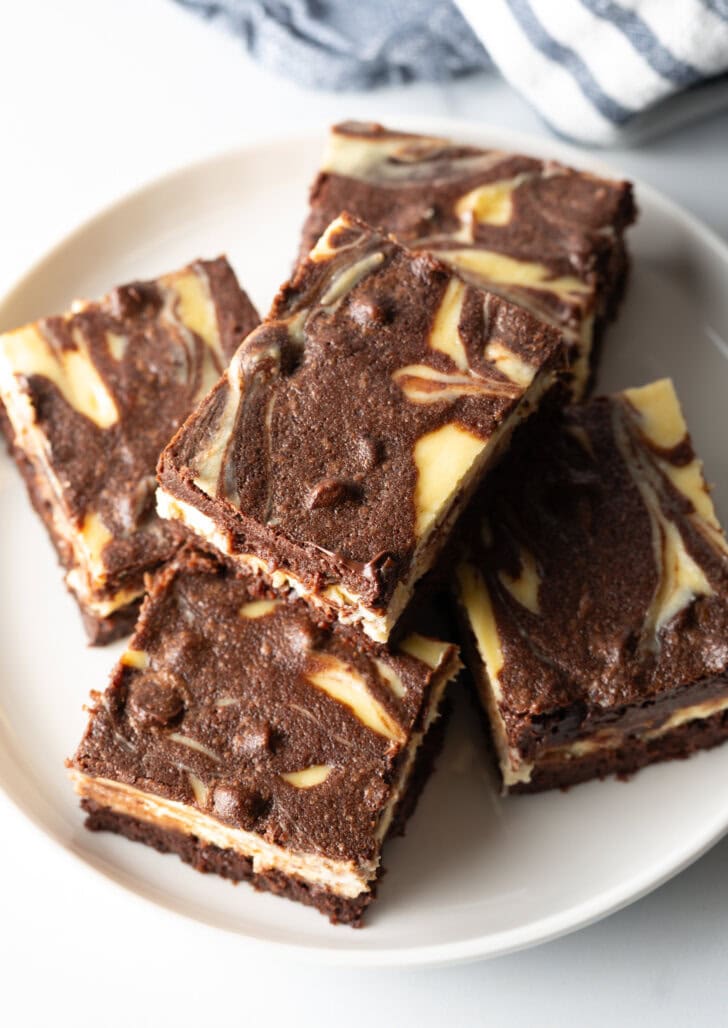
[[1, 117, 728, 968]]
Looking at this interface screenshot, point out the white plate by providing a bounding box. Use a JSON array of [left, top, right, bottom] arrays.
[[1, 120, 728, 968]]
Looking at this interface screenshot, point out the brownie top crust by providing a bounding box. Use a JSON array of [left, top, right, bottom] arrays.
[[71, 547, 459, 866], [0, 258, 259, 604], [300, 122, 635, 390], [158, 214, 564, 627], [457, 379, 728, 753]]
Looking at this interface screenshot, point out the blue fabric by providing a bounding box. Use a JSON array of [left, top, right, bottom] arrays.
[[173, 0, 728, 144], [701, 0, 728, 18], [173, 0, 491, 90]]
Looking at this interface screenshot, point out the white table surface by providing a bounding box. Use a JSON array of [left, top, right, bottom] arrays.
[[1, 2, 727, 1024]]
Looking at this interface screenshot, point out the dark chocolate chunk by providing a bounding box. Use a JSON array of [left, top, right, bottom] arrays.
[[308, 477, 358, 509], [211, 783, 266, 829], [128, 673, 185, 728]]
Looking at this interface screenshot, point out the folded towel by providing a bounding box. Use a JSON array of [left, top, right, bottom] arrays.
[[456, 0, 728, 144], [173, 0, 491, 91], [174, 0, 728, 144]]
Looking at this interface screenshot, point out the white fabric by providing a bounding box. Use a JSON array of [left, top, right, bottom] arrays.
[[456, 0, 728, 145]]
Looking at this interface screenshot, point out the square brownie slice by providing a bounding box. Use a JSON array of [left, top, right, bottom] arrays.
[[455, 379, 728, 792], [300, 122, 636, 396], [158, 213, 565, 643], [0, 258, 259, 643], [69, 547, 461, 926]]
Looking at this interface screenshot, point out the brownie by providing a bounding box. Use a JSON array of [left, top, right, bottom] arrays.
[[454, 378, 728, 792], [158, 213, 566, 643], [69, 547, 461, 926], [300, 121, 636, 396], [0, 258, 259, 643]]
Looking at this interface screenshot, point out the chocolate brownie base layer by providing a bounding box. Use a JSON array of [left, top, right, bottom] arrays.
[[512, 708, 728, 794], [82, 798, 375, 926], [81, 700, 451, 927], [584, 244, 630, 396]]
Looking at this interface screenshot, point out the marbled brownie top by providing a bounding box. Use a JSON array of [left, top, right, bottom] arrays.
[[300, 122, 635, 391], [72, 547, 459, 863], [158, 214, 564, 637], [457, 379, 728, 756], [0, 257, 259, 611]]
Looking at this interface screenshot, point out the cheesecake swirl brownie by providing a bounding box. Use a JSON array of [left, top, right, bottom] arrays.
[[69, 547, 460, 925], [300, 122, 635, 395], [455, 379, 728, 792], [0, 259, 259, 642], [158, 213, 565, 643]]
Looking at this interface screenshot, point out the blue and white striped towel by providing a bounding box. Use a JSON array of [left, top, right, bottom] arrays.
[[175, 0, 728, 145], [456, 0, 728, 144]]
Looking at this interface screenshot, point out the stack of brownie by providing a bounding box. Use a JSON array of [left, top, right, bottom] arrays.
[[2, 122, 728, 927]]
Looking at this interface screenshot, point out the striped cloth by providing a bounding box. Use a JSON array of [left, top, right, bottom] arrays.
[[173, 0, 490, 90], [456, 0, 728, 144], [174, 0, 728, 145]]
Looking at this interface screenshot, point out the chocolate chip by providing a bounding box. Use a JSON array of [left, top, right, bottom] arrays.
[[160, 628, 202, 671], [283, 617, 321, 653], [127, 672, 185, 728], [357, 435, 384, 471], [349, 294, 393, 327], [108, 282, 159, 320], [211, 783, 267, 830], [232, 720, 272, 760], [308, 477, 358, 509], [411, 253, 440, 284]]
